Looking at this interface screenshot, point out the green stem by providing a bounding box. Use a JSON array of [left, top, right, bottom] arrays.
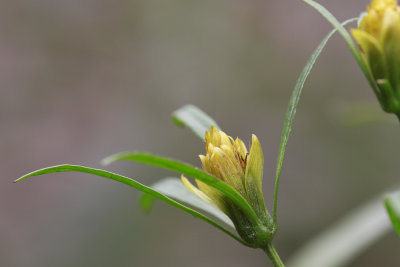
[[263, 243, 285, 267]]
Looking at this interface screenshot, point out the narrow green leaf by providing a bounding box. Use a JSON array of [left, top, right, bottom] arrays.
[[302, 0, 380, 99], [272, 18, 358, 226], [102, 152, 261, 227], [14, 165, 249, 246], [142, 177, 234, 228], [286, 197, 392, 267], [172, 104, 220, 141], [384, 191, 400, 236]]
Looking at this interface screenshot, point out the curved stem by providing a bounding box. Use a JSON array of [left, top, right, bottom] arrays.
[[263, 243, 285, 267]]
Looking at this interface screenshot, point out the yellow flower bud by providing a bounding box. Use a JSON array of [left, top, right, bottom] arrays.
[[182, 126, 272, 245], [352, 0, 400, 115]]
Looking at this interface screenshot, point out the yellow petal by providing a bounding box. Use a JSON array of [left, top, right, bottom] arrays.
[[371, 0, 397, 11], [195, 179, 230, 214], [381, 7, 400, 42], [352, 29, 387, 79], [381, 8, 400, 90], [212, 148, 245, 194], [199, 154, 210, 172], [181, 175, 213, 204], [234, 137, 248, 158]]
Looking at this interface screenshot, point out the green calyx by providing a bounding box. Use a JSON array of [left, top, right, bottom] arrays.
[[223, 198, 274, 247]]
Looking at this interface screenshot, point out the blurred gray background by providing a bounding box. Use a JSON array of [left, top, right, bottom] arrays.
[[1, 0, 399, 266]]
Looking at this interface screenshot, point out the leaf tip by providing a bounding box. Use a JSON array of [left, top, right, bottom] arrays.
[[14, 174, 30, 183], [101, 156, 116, 166], [102, 152, 137, 166]]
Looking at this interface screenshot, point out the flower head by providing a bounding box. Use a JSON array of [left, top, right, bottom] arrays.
[[352, 0, 400, 115], [182, 126, 272, 245]]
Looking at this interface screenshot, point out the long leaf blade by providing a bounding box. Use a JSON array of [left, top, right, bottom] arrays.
[[172, 105, 220, 141], [14, 165, 249, 246], [272, 18, 358, 225], [384, 191, 400, 236], [142, 177, 235, 228], [102, 152, 261, 226]]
